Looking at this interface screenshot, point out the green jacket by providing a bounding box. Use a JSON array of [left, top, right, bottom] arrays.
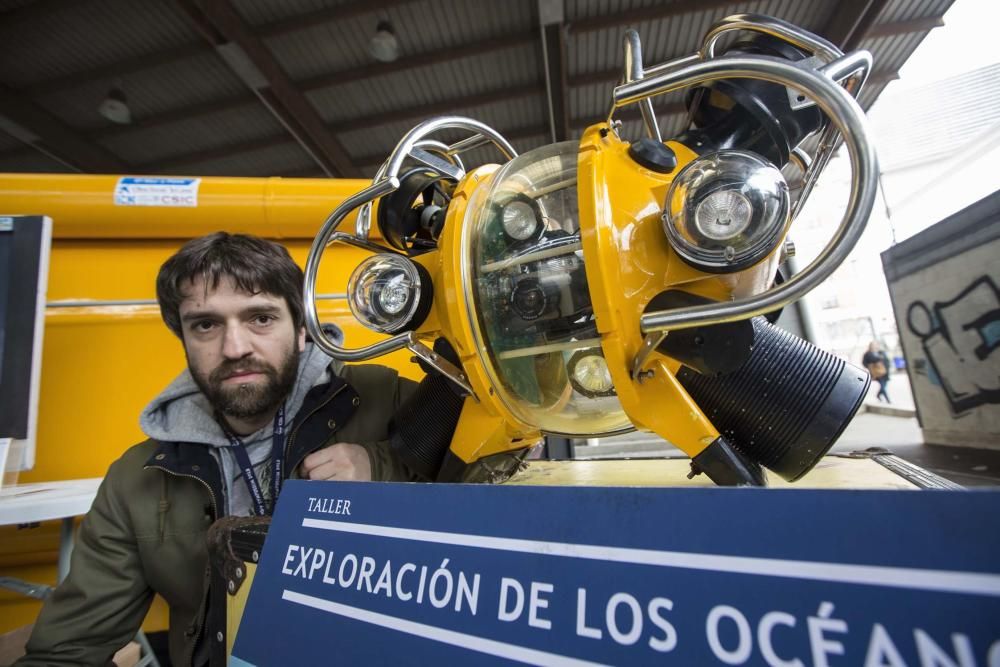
[[18, 364, 418, 666]]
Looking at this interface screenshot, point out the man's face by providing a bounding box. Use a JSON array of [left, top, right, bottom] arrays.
[[179, 275, 306, 422]]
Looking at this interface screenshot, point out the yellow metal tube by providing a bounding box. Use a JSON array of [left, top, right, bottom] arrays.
[[0, 173, 372, 239]]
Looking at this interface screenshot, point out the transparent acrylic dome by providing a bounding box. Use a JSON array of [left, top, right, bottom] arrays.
[[462, 142, 632, 436]]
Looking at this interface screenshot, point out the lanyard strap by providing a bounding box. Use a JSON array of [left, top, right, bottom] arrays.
[[223, 405, 286, 516]]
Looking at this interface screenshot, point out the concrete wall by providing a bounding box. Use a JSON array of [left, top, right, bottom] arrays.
[[883, 192, 1000, 448]]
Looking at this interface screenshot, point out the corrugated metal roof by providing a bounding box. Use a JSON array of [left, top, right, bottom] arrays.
[[32, 52, 247, 133], [0, 1, 37, 12], [97, 105, 285, 167], [232, 0, 352, 26], [0, 147, 72, 173], [0, 0, 197, 87], [880, 0, 953, 23], [569, 0, 837, 79], [174, 140, 313, 177], [337, 93, 548, 160], [262, 0, 536, 81], [0, 0, 956, 178], [0, 131, 21, 152], [307, 45, 541, 124], [861, 31, 930, 74]]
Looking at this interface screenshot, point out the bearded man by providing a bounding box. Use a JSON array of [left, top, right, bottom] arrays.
[[18, 232, 420, 666]]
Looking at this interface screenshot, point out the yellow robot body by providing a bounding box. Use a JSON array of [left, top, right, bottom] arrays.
[[302, 14, 880, 485]]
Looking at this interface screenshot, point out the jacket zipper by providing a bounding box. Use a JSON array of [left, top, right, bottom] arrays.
[[284, 383, 348, 474], [145, 464, 218, 666]]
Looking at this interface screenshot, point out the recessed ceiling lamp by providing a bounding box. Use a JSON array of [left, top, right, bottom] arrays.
[[369, 20, 399, 63], [98, 86, 132, 125]]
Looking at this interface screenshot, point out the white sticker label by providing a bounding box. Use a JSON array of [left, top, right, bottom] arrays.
[[114, 177, 201, 207]]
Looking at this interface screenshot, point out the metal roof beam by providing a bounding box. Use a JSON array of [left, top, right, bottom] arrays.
[[538, 0, 570, 142], [0, 84, 127, 173], [175, 0, 359, 177], [866, 16, 945, 39], [821, 0, 890, 51]]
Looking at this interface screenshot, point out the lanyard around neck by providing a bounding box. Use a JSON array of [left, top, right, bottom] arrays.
[[221, 404, 286, 516]]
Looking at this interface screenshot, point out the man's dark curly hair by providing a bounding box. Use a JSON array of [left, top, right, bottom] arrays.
[[156, 232, 305, 338]]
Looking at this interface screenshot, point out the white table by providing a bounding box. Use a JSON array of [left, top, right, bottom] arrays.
[[0, 477, 159, 665], [0, 478, 102, 582]]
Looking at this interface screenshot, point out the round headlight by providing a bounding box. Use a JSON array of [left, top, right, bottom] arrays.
[[694, 190, 753, 240], [377, 277, 411, 315], [500, 195, 544, 242], [568, 350, 616, 398], [347, 254, 432, 334], [663, 151, 790, 273]]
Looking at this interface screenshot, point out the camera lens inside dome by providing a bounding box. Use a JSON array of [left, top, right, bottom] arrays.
[[465, 140, 632, 436], [510, 278, 549, 320]]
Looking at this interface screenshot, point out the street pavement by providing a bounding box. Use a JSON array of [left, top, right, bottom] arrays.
[[572, 369, 1000, 487]]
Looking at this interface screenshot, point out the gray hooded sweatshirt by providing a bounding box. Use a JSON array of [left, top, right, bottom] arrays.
[[140, 341, 340, 516]]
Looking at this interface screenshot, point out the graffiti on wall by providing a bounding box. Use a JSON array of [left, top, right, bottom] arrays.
[[906, 276, 1000, 415]]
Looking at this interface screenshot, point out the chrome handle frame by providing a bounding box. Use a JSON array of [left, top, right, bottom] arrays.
[[700, 13, 843, 62], [613, 14, 871, 224], [355, 139, 466, 239], [606, 15, 877, 336], [622, 30, 662, 142], [303, 116, 516, 368], [611, 53, 877, 334]]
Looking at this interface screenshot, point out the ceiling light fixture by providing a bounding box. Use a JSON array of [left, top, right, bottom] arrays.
[[98, 86, 132, 125], [369, 20, 399, 63]]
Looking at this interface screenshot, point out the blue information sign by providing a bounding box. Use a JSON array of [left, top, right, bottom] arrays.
[[232, 481, 1000, 666]]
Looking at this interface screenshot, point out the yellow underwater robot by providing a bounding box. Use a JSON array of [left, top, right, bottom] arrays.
[[303, 14, 879, 487]]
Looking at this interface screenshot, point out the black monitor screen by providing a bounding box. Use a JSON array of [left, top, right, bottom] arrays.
[[0, 215, 51, 472]]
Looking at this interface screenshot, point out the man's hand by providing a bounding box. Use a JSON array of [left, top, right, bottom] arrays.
[[299, 443, 372, 481]]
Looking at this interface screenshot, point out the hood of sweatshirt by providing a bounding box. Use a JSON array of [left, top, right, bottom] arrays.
[[139, 339, 340, 447], [139, 331, 344, 516]]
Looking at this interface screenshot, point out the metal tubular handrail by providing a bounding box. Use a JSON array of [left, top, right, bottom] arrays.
[[304, 179, 406, 360], [700, 13, 843, 62], [693, 15, 871, 224], [610, 54, 878, 334], [385, 116, 517, 181], [822, 50, 873, 88], [788, 51, 873, 219], [355, 139, 465, 239], [355, 119, 516, 242], [622, 30, 662, 142], [303, 116, 517, 360]]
